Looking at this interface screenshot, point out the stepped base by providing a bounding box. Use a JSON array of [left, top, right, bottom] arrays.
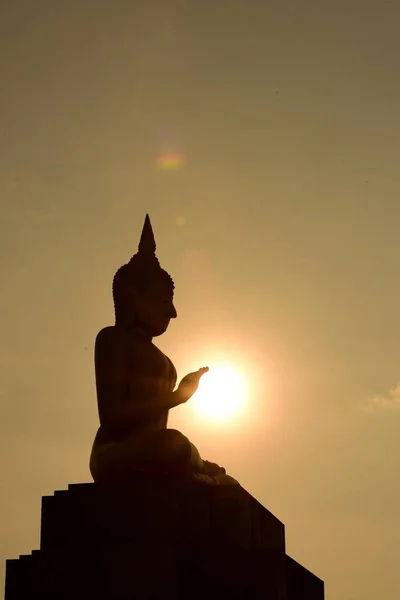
[[5, 482, 324, 599]]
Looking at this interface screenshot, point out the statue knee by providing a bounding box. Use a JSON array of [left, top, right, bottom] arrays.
[[163, 429, 191, 463]]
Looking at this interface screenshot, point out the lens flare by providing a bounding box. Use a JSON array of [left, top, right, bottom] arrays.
[[156, 152, 184, 171]]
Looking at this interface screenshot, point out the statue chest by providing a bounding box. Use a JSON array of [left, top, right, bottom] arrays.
[[127, 343, 177, 395]]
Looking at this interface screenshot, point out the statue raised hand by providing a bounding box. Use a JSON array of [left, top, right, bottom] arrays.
[[176, 367, 209, 404]]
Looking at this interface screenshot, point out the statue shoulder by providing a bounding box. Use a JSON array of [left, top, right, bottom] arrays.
[[95, 326, 120, 350], [95, 326, 145, 357], [96, 325, 120, 343]]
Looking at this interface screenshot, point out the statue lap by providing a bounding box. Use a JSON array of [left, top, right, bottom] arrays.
[[91, 429, 238, 485]]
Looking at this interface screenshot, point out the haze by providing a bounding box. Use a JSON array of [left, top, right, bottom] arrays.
[[1, 2, 400, 598]]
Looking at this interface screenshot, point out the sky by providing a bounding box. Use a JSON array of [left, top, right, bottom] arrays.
[[1, 1, 400, 598]]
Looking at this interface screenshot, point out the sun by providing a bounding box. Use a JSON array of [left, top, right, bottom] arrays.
[[191, 363, 247, 423]]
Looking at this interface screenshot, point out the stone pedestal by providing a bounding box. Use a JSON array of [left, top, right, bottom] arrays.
[[4, 482, 324, 599]]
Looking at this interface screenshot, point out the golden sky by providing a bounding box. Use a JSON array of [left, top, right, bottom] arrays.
[[1, 1, 400, 598]]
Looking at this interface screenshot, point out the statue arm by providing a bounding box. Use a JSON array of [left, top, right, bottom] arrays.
[[94, 328, 183, 431]]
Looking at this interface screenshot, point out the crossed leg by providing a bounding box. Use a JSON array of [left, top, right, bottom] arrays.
[[90, 428, 225, 483]]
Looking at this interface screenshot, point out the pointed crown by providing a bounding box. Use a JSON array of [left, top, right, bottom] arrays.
[[112, 214, 174, 303]]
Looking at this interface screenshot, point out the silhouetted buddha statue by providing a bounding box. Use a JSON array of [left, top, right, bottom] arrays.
[[90, 215, 237, 485]]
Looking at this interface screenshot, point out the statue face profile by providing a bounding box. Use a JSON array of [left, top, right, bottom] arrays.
[[129, 278, 177, 337]]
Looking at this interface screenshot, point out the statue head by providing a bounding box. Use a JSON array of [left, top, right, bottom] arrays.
[[112, 215, 177, 336]]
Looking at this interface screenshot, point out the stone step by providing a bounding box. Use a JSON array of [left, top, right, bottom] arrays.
[[40, 481, 285, 554], [286, 556, 325, 600], [5, 542, 323, 599], [5, 547, 287, 600]]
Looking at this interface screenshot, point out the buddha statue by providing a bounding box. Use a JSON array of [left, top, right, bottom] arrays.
[[90, 215, 237, 485]]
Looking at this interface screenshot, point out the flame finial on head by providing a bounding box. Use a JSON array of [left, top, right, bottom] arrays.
[[137, 214, 156, 259], [127, 213, 160, 270]]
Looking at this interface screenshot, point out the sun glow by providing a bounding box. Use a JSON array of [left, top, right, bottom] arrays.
[[192, 363, 247, 423]]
